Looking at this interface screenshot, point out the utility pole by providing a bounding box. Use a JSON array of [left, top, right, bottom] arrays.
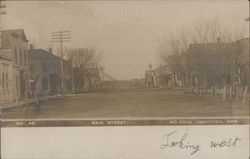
[[51, 31, 71, 98], [72, 48, 76, 93]]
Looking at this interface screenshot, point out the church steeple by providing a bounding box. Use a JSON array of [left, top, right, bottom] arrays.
[[148, 63, 152, 71]]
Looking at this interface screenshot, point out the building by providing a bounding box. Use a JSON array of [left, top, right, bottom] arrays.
[[0, 29, 29, 105], [186, 39, 237, 89], [234, 38, 249, 87], [28, 49, 72, 97], [183, 37, 249, 101], [145, 64, 162, 88], [186, 38, 249, 89], [0, 48, 13, 104]]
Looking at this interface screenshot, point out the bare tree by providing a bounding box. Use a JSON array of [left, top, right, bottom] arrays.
[[73, 47, 102, 93], [158, 16, 246, 89]]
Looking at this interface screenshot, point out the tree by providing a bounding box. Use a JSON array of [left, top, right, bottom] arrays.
[[158, 16, 246, 88], [72, 47, 102, 93]]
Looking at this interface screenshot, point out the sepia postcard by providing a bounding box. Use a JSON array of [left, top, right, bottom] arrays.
[[0, 0, 249, 158]]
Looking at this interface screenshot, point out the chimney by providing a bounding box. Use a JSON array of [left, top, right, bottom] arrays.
[[217, 37, 221, 43], [29, 44, 34, 50]]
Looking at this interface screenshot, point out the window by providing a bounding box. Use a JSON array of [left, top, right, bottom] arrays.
[[5, 72, 9, 94], [42, 63, 47, 72], [42, 78, 48, 90], [2, 73, 5, 91], [15, 47, 17, 64], [1, 66, 9, 95], [29, 63, 35, 72], [20, 49, 23, 65], [24, 50, 27, 66]]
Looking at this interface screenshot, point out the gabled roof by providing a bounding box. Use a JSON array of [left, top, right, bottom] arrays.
[[28, 49, 60, 62], [28, 49, 71, 64], [1, 29, 28, 42]]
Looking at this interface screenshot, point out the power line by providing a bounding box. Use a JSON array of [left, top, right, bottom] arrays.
[[51, 30, 71, 98]]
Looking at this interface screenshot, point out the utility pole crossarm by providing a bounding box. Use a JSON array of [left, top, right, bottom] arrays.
[[51, 30, 71, 98]]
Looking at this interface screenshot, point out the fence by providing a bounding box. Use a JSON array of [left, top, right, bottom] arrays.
[[191, 85, 249, 106]]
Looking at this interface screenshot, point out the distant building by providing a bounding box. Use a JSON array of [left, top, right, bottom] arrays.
[[145, 64, 161, 88], [186, 38, 249, 89], [0, 29, 29, 105], [234, 38, 249, 87], [145, 63, 154, 88], [28, 49, 72, 96], [187, 40, 236, 89], [85, 66, 101, 91]]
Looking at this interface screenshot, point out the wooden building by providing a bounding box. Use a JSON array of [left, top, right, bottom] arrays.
[[0, 29, 29, 105], [28, 49, 72, 97]]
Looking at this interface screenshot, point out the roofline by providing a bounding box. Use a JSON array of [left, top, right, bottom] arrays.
[[235, 37, 249, 41], [189, 42, 233, 45], [1, 29, 28, 42], [1, 29, 24, 32], [28, 49, 71, 62], [29, 49, 56, 56]]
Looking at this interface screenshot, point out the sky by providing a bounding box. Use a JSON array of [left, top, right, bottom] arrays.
[[2, 1, 249, 80]]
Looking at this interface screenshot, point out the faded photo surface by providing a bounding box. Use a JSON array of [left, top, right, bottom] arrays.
[[0, 1, 249, 159], [0, 1, 249, 123]]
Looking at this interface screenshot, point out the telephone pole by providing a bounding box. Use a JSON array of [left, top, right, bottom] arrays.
[[51, 31, 71, 98]]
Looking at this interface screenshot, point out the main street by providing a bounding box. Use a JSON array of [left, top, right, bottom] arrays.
[[3, 83, 249, 119]]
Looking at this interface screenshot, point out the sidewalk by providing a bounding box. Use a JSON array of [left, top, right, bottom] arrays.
[[0, 93, 76, 110]]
